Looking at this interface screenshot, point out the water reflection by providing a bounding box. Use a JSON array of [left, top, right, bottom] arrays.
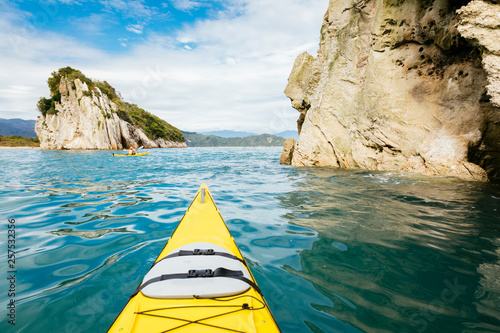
[[278, 168, 500, 332], [49, 227, 132, 239]]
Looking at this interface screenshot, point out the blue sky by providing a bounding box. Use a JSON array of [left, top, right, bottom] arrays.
[[10, 0, 233, 53], [0, 0, 328, 133]]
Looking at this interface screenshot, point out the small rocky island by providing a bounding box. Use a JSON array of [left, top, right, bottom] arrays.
[[283, 0, 500, 182], [35, 67, 186, 150]]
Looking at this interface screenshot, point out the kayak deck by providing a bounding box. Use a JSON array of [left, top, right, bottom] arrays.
[[113, 151, 150, 157], [107, 184, 280, 333]]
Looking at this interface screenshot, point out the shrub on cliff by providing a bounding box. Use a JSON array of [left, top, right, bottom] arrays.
[[94, 80, 119, 101], [48, 67, 93, 95], [37, 97, 57, 116], [114, 100, 184, 142], [39, 66, 84, 117]]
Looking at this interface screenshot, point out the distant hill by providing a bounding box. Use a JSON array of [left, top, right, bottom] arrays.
[[275, 130, 299, 140], [201, 130, 258, 138], [0, 118, 37, 138], [182, 132, 285, 147], [201, 129, 299, 140]]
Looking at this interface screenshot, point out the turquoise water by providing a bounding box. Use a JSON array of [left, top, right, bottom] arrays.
[[1, 147, 500, 333]]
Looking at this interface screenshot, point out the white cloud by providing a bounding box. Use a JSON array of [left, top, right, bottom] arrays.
[[0, 0, 329, 134], [126, 24, 143, 34], [118, 37, 128, 47], [170, 0, 207, 12], [100, 0, 153, 19], [0, 5, 108, 119], [72, 13, 113, 34]]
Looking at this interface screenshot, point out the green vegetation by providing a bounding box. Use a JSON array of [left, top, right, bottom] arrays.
[[113, 100, 184, 141], [38, 67, 86, 117], [38, 66, 184, 143], [47, 66, 92, 95], [0, 135, 39, 147], [86, 78, 183, 141], [94, 80, 119, 100], [37, 97, 57, 117], [183, 132, 285, 147]]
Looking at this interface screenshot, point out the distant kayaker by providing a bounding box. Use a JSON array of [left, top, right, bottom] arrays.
[[127, 148, 136, 155]]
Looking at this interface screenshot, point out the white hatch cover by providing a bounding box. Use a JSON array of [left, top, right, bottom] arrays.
[[140, 242, 252, 299]]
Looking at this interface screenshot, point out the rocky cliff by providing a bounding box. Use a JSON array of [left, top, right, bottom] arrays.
[[35, 67, 186, 150], [284, 0, 500, 181]]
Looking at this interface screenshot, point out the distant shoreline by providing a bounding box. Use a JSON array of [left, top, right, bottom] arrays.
[[0, 146, 40, 149]]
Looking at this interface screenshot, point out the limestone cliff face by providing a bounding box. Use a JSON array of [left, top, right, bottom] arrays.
[[285, 0, 500, 181], [35, 77, 186, 150]]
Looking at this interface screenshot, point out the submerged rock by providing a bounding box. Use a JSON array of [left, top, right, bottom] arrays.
[[285, 0, 500, 181], [35, 67, 186, 150]]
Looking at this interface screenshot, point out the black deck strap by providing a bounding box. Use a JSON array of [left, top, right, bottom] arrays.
[[213, 268, 263, 297], [152, 249, 247, 267], [130, 267, 262, 299]]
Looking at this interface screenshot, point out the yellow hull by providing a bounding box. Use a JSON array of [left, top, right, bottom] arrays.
[[113, 151, 150, 157], [108, 184, 281, 332]]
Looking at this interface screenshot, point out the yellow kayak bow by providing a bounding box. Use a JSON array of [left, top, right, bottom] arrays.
[[108, 184, 281, 333]]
